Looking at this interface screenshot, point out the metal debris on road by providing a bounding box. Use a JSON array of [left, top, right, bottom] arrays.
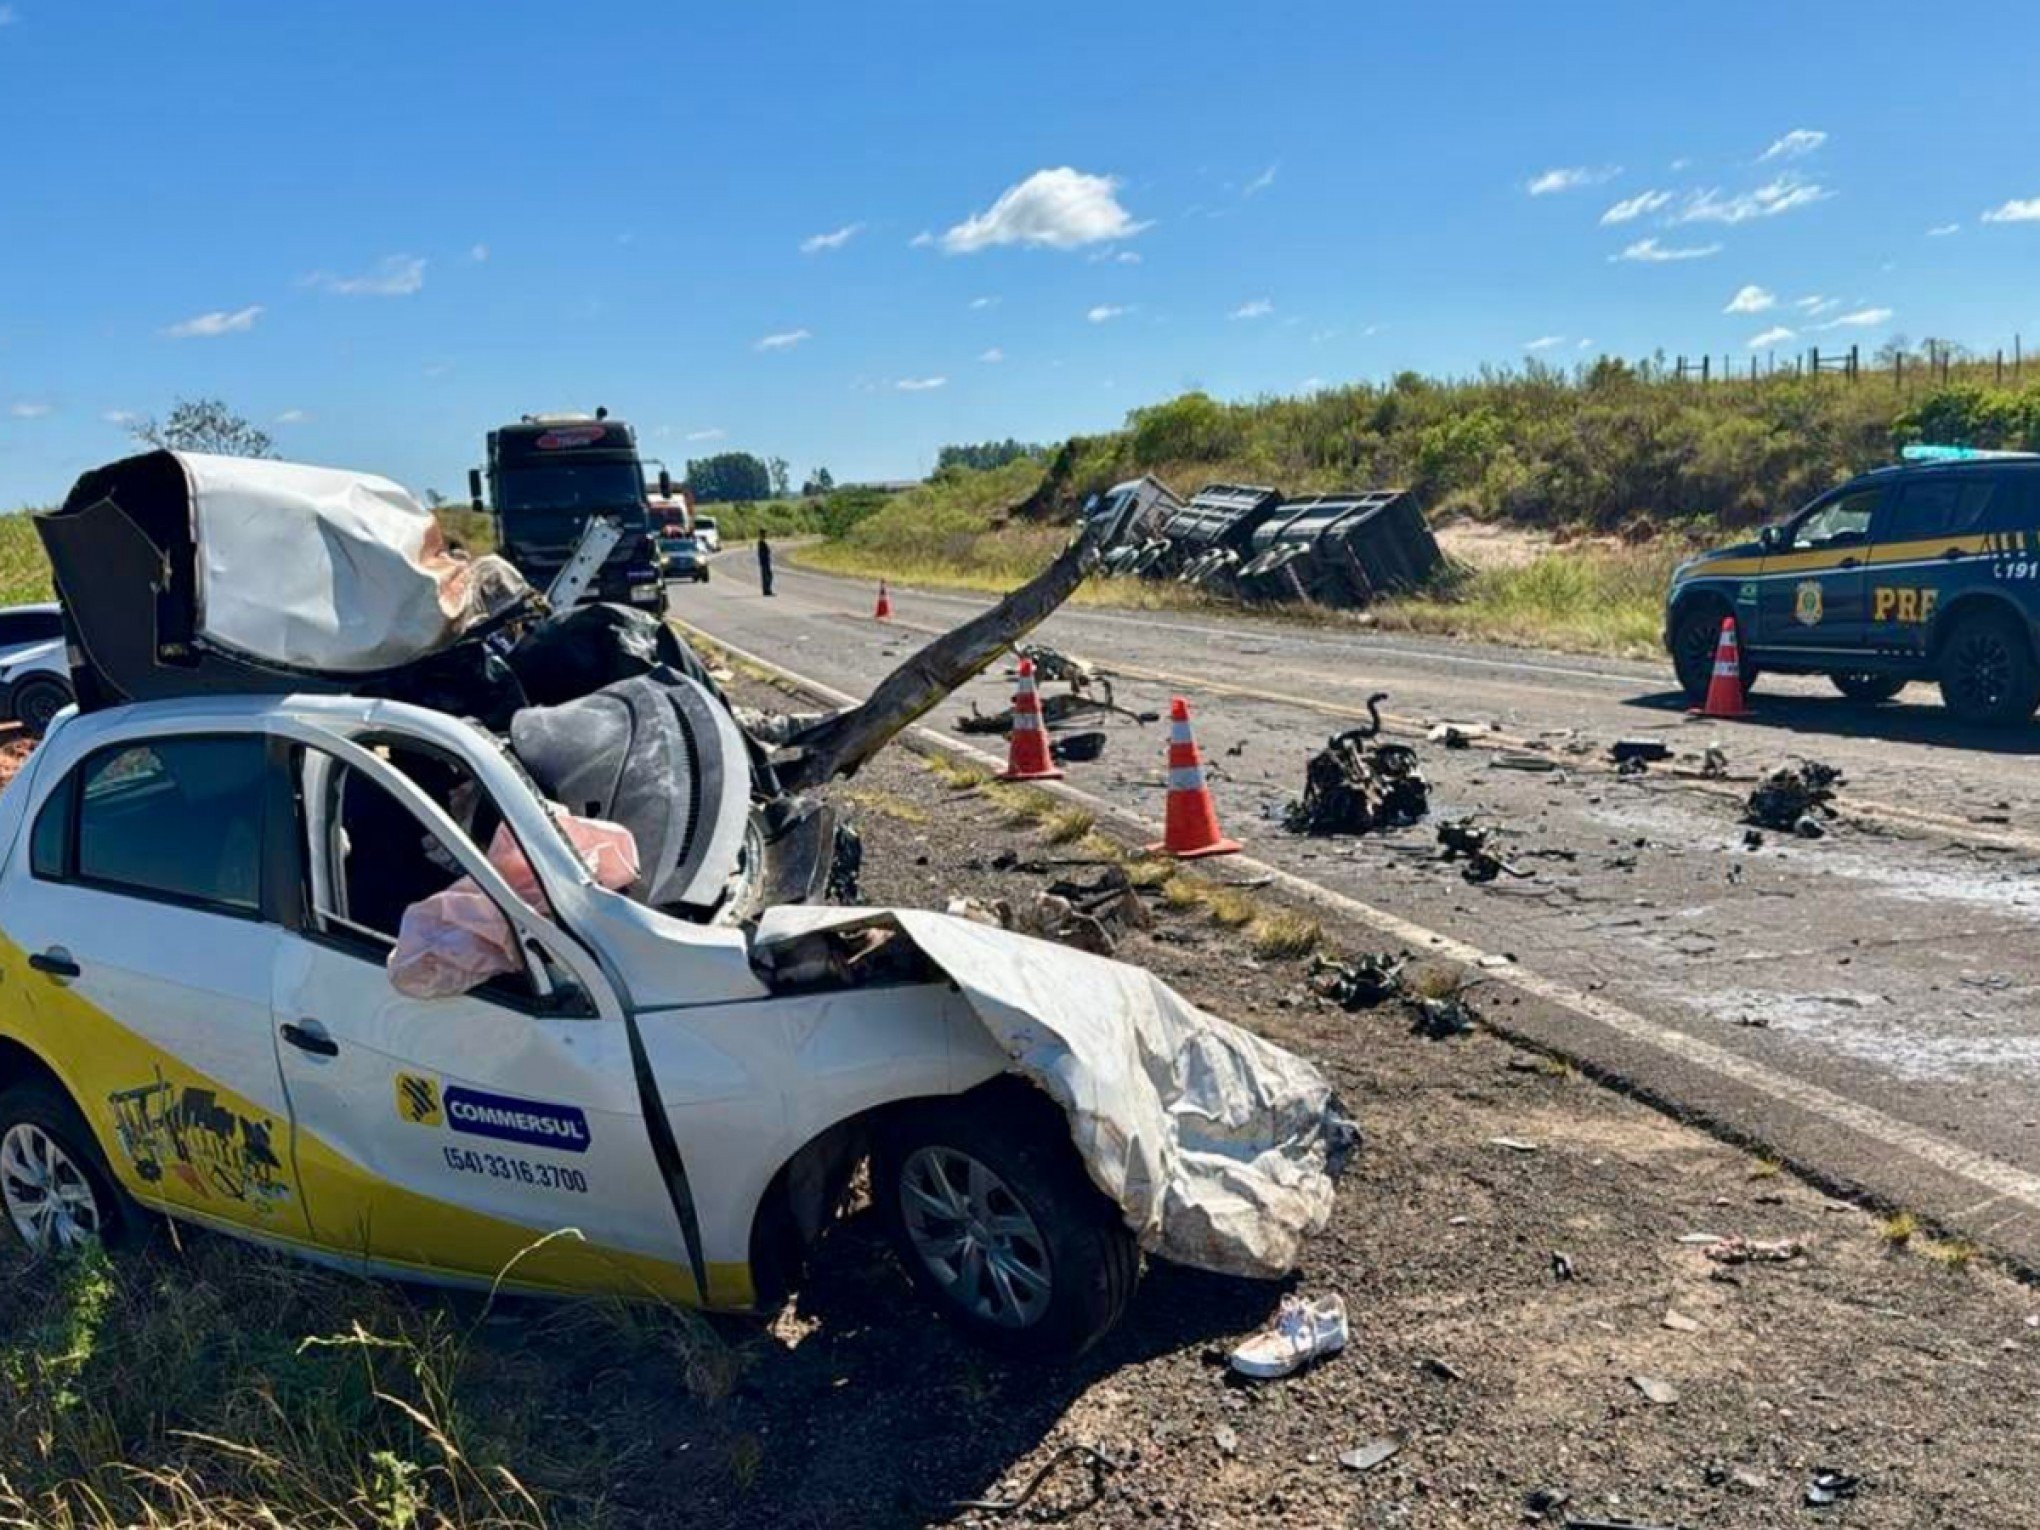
[[1610, 738, 1673, 765], [1703, 1235, 1806, 1265], [1307, 950, 1409, 1010], [1437, 818, 1532, 883], [1550, 1249, 1576, 1281], [1337, 1437, 1403, 1474], [1805, 1469, 1861, 1507], [1284, 694, 1431, 836], [1488, 1136, 1540, 1153], [1629, 1374, 1680, 1405], [1745, 760, 1844, 835], [952, 1444, 1118, 1515], [1049, 729, 1107, 764], [947, 864, 1154, 956], [1012, 641, 1116, 708], [1411, 992, 1476, 1039]]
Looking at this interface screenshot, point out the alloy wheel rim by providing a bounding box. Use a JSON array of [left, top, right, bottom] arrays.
[[898, 1146, 1052, 1328], [1957, 634, 2010, 708], [19, 689, 60, 732], [0, 1123, 102, 1253]]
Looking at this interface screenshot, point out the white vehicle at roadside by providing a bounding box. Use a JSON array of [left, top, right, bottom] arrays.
[[692, 515, 721, 554], [0, 449, 1352, 1357], [0, 637, 74, 739]]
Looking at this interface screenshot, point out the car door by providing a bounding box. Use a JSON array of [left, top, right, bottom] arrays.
[[1864, 471, 2002, 656], [1757, 483, 1884, 654], [268, 730, 696, 1301], [4, 730, 309, 1240]]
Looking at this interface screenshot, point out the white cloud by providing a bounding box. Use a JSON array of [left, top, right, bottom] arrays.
[[274, 408, 310, 425], [1724, 283, 1776, 314], [1524, 335, 1565, 351], [1927, 223, 1961, 237], [1577, 338, 1595, 350], [1527, 165, 1619, 196], [895, 376, 948, 392], [1795, 294, 1840, 315], [1982, 198, 2040, 224], [1748, 325, 1796, 348], [1821, 306, 1894, 329], [305, 254, 427, 296], [800, 222, 864, 254], [1600, 189, 1672, 225], [684, 427, 726, 442], [163, 304, 264, 339], [941, 168, 1147, 253], [1612, 237, 1721, 263], [1086, 304, 1129, 323], [102, 409, 136, 426], [1298, 376, 1324, 391], [909, 230, 935, 248], [754, 328, 812, 351], [1758, 129, 1827, 162], [1673, 175, 1831, 225], [978, 347, 1004, 363], [968, 295, 1000, 310], [1245, 162, 1279, 197], [470, 243, 489, 262], [1230, 298, 1274, 320], [1114, 250, 1142, 265], [9, 401, 50, 419]]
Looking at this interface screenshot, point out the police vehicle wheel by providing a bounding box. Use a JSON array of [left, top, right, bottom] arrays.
[[0, 1081, 138, 1255], [1671, 604, 1754, 703], [875, 1086, 1138, 1358], [1831, 673, 1906, 705], [11, 676, 72, 739], [1939, 610, 2040, 726]]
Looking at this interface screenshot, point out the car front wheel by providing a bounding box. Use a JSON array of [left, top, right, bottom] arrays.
[[10, 676, 73, 739], [0, 1081, 135, 1255], [874, 1087, 1138, 1357], [1671, 604, 1756, 705]]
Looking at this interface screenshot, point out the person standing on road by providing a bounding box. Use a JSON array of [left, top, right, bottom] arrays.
[[757, 532, 776, 597]]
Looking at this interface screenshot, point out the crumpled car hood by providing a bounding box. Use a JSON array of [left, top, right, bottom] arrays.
[[753, 905, 1358, 1280]]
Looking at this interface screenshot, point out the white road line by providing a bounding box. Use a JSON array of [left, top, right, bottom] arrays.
[[682, 616, 2040, 1228]]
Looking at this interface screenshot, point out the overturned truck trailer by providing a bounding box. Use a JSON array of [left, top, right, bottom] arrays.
[[1235, 489, 1441, 607], [1158, 483, 1287, 588]]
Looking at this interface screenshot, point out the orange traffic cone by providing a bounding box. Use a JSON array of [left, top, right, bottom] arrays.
[[874, 581, 894, 621], [1149, 696, 1241, 858], [999, 658, 1064, 781], [1689, 615, 1750, 718]]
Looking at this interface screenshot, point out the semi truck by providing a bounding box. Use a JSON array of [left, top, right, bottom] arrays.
[[468, 409, 666, 612]]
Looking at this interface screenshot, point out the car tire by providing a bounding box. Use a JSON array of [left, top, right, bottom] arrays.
[[1831, 672, 1907, 705], [1671, 603, 1755, 704], [10, 676, 72, 739], [0, 1079, 140, 1255], [874, 1085, 1139, 1358], [1939, 609, 2040, 725]]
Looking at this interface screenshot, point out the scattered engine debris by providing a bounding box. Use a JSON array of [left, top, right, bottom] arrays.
[[1436, 818, 1532, 884], [947, 864, 1152, 956], [1050, 730, 1107, 765], [1285, 695, 1430, 835], [1610, 737, 1673, 766], [1013, 642, 1116, 709], [1410, 991, 1477, 1039], [1745, 760, 1844, 836], [955, 691, 1159, 736], [1309, 951, 1409, 1010]]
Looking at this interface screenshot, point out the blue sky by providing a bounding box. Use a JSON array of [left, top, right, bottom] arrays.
[[2, 0, 2036, 507]]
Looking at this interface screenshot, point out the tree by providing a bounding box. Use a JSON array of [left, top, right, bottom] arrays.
[[685, 452, 772, 503], [767, 456, 791, 497], [130, 397, 275, 458], [802, 466, 835, 496], [423, 487, 447, 509], [935, 439, 1047, 474]]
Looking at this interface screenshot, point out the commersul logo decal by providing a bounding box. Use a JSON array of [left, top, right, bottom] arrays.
[[396, 1079, 593, 1153]]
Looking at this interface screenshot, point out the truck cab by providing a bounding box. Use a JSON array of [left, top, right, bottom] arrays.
[[472, 412, 664, 612]]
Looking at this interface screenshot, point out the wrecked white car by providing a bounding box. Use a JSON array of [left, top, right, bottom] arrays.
[[0, 451, 1354, 1354]]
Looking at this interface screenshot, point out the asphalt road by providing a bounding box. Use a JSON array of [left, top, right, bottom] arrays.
[[676, 555, 2040, 1265]]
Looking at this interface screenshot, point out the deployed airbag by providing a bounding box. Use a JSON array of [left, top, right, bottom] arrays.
[[753, 906, 1357, 1279]]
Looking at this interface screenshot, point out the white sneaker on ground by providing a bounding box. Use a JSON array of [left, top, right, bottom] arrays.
[[1228, 1293, 1349, 1379]]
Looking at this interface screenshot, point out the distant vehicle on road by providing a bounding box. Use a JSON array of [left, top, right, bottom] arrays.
[[693, 515, 722, 554], [1665, 447, 2040, 724], [0, 638, 72, 738], [468, 410, 665, 613], [658, 529, 710, 583]]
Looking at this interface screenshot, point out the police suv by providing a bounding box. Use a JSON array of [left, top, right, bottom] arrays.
[[1664, 447, 2040, 724]]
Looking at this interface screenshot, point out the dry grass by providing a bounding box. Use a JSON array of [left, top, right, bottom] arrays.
[[1880, 1210, 1919, 1246], [844, 789, 929, 825], [1248, 912, 1322, 960], [1038, 805, 1096, 845]]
